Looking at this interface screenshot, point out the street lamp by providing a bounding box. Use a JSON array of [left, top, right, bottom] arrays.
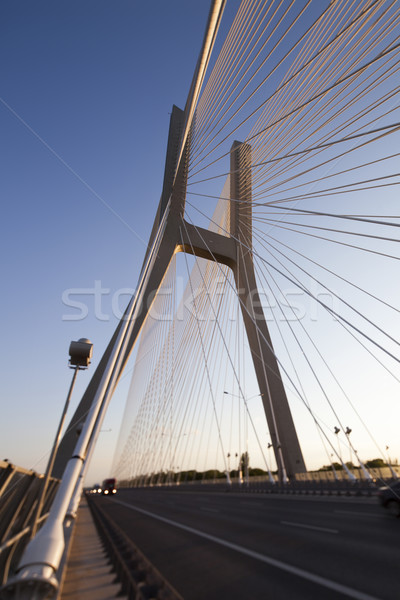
[[344, 427, 371, 482], [333, 425, 356, 482], [224, 391, 276, 485], [224, 391, 260, 486], [385, 446, 398, 479], [334, 427, 341, 455], [223, 391, 263, 400], [30, 338, 93, 538]]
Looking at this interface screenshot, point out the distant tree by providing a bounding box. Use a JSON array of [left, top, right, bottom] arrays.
[[203, 469, 224, 480], [249, 468, 266, 476], [365, 458, 386, 468], [345, 461, 356, 469], [318, 462, 343, 471]]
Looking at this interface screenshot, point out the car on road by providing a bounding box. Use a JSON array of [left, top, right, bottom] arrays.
[[377, 481, 400, 516]]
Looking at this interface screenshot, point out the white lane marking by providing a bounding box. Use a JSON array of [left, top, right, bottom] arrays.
[[334, 510, 381, 518], [112, 498, 378, 600], [199, 506, 220, 513], [281, 520, 338, 534]]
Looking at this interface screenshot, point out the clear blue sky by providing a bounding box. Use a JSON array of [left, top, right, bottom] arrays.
[[0, 1, 235, 483]]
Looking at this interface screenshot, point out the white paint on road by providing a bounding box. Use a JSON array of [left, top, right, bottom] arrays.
[[281, 520, 338, 534], [112, 498, 379, 600]]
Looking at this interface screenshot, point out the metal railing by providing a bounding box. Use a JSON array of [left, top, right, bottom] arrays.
[[120, 476, 395, 498], [0, 460, 59, 585]]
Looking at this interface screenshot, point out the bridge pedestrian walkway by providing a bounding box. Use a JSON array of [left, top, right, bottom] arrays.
[[59, 496, 125, 600]]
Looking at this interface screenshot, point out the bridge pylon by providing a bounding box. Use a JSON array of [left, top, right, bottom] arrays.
[[229, 141, 306, 481], [53, 105, 306, 482]]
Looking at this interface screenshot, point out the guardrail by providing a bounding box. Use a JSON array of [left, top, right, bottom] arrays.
[[122, 477, 394, 497], [86, 493, 183, 600], [0, 460, 59, 585]]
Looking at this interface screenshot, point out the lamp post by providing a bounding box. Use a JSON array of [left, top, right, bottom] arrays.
[[267, 443, 275, 484], [345, 427, 353, 466], [226, 453, 232, 485], [224, 391, 257, 486], [344, 426, 372, 481], [334, 426, 356, 482], [223, 391, 276, 484], [30, 339, 93, 539], [334, 426, 341, 460], [330, 453, 339, 482], [224, 391, 263, 401], [385, 446, 398, 479]]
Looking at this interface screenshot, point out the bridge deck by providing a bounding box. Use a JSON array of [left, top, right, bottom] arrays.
[[60, 496, 124, 600]]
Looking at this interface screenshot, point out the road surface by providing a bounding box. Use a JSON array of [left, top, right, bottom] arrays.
[[94, 488, 398, 599]]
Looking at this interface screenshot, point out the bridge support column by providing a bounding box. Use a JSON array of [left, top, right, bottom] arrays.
[[230, 141, 306, 481]]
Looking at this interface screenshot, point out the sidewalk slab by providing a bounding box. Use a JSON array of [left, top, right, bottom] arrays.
[[60, 497, 125, 600]]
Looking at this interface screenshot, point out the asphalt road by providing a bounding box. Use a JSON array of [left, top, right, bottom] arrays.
[[95, 488, 399, 600]]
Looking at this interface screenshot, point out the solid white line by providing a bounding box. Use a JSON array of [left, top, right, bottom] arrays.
[[112, 499, 379, 600], [281, 520, 338, 534]]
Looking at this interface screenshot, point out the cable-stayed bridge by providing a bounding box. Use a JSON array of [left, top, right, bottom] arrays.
[[1, 1, 400, 598]]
